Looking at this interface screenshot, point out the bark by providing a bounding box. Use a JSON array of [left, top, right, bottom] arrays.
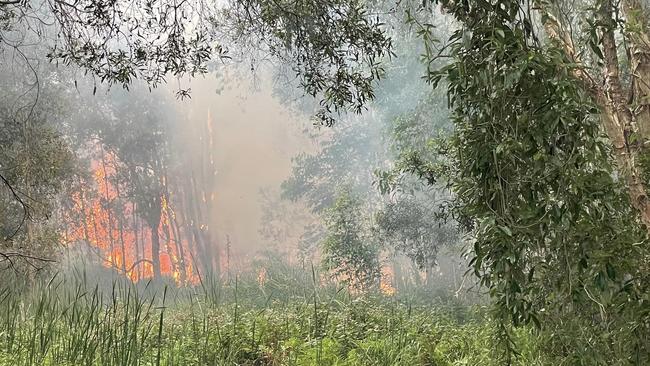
[[99, 147, 116, 264], [201, 113, 221, 277], [392, 257, 403, 292], [170, 204, 187, 284], [162, 174, 187, 283], [180, 172, 212, 279], [177, 190, 195, 282], [190, 172, 220, 277], [537, 0, 650, 229], [622, 1, 650, 143], [145, 194, 163, 280], [79, 190, 91, 244], [598, 1, 650, 227], [150, 220, 162, 280], [115, 169, 128, 275], [133, 203, 142, 280]]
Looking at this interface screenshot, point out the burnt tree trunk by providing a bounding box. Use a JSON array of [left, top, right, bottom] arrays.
[[150, 218, 162, 280], [145, 194, 163, 281]]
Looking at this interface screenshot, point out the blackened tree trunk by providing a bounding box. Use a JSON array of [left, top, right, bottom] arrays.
[[145, 194, 163, 281], [150, 219, 161, 280]]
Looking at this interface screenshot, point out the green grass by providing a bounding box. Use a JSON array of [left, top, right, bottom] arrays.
[[0, 264, 550, 366]]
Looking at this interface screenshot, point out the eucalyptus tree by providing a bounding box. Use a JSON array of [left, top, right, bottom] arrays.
[[384, 0, 650, 362]]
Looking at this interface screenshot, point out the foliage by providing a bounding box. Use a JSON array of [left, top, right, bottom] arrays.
[[0, 263, 552, 366], [383, 0, 650, 362], [224, 0, 393, 125], [1, 0, 392, 124], [281, 118, 386, 214], [279, 9, 456, 274], [321, 190, 380, 290], [374, 82, 458, 274], [375, 195, 455, 272], [0, 47, 76, 268]]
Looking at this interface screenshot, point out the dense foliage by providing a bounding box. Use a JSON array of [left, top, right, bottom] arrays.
[[0, 47, 76, 270], [1, 0, 391, 123], [321, 190, 381, 290], [384, 0, 650, 362]]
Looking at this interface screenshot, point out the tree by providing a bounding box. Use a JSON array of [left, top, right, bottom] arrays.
[[390, 0, 650, 362], [1, 0, 392, 124], [321, 189, 380, 291], [0, 45, 76, 272]]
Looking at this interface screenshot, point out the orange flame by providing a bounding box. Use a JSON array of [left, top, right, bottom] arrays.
[[257, 267, 267, 286], [380, 266, 396, 296], [65, 145, 200, 285]]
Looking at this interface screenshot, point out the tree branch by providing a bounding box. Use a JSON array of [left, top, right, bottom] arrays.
[[0, 173, 30, 240], [600, 0, 633, 132], [0, 251, 56, 272], [533, 1, 602, 98]]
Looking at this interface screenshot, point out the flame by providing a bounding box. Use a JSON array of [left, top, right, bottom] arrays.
[[257, 267, 267, 286], [65, 145, 200, 285], [380, 266, 396, 297]]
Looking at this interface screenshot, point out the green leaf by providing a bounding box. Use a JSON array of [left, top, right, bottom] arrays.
[[498, 225, 513, 237], [606, 263, 616, 280]]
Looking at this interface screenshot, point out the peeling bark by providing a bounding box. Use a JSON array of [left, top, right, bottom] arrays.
[[537, 0, 650, 229]]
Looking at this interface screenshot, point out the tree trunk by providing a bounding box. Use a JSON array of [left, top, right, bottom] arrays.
[[115, 169, 128, 275], [170, 206, 187, 284], [133, 203, 141, 280], [538, 0, 650, 229], [162, 176, 187, 284], [99, 146, 116, 266], [146, 191, 164, 281], [150, 221, 161, 280], [596, 1, 650, 226], [189, 172, 218, 277], [392, 257, 403, 292]]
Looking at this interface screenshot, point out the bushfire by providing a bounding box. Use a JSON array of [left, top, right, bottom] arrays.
[[64, 145, 200, 284]]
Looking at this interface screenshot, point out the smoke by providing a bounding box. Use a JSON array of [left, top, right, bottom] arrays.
[[168, 70, 315, 255]]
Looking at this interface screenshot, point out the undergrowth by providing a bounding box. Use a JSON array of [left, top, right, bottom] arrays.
[[0, 262, 549, 366]]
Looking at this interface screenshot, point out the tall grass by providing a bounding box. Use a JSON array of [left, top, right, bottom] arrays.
[[0, 258, 548, 365]]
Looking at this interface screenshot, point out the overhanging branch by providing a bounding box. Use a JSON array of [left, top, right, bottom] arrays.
[[0, 251, 56, 272], [0, 173, 30, 240]]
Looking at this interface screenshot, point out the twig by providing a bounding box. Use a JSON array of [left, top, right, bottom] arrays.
[[0, 173, 30, 240]]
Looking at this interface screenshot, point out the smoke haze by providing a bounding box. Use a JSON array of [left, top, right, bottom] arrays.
[[170, 71, 315, 255]]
